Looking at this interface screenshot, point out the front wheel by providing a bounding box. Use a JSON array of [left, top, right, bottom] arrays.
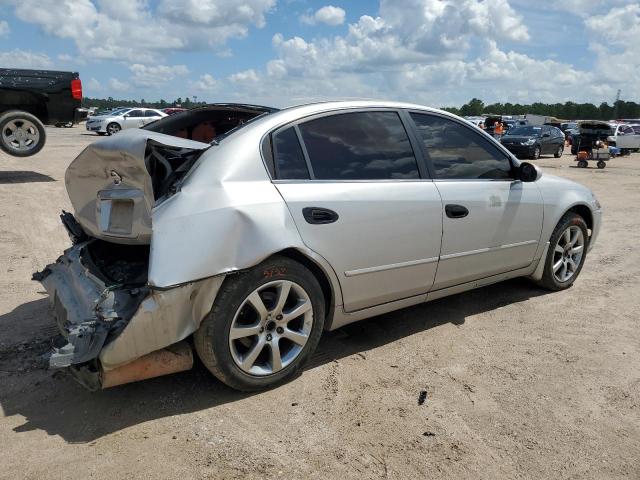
[[194, 256, 325, 391], [577, 159, 588, 168], [0, 110, 46, 157], [530, 146, 541, 160], [597, 160, 606, 169], [106, 122, 121, 135], [537, 213, 588, 291]]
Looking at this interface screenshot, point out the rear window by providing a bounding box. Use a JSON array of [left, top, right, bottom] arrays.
[[298, 111, 419, 180], [273, 127, 310, 180]]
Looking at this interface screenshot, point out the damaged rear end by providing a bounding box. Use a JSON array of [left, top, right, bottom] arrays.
[[35, 105, 274, 389]]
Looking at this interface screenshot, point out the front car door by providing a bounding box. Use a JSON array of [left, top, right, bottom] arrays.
[[272, 110, 443, 312], [540, 126, 553, 154], [408, 112, 544, 290], [123, 109, 145, 129]]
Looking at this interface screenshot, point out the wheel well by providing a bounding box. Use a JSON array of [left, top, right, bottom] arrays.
[[568, 204, 593, 233], [276, 248, 334, 321]]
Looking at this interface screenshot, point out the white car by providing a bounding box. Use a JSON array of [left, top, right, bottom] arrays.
[[85, 107, 166, 135], [607, 123, 640, 152]]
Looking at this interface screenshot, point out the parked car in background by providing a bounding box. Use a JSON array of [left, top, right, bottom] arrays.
[[561, 122, 578, 134], [0, 68, 82, 156], [500, 125, 565, 159], [36, 100, 601, 392], [162, 107, 187, 115], [607, 123, 640, 153], [85, 107, 166, 135]]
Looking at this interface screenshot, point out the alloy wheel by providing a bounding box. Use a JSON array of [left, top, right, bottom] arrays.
[[2, 119, 40, 153], [229, 280, 313, 376], [107, 123, 121, 135], [552, 225, 585, 283]]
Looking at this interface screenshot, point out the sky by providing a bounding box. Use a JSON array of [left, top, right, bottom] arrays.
[[0, 0, 638, 108]]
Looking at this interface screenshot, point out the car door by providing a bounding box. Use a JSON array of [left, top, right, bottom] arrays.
[[617, 125, 637, 149], [408, 112, 544, 290], [123, 109, 145, 129], [540, 126, 553, 154], [272, 110, 443, 312], [143, 110, 162, 126]]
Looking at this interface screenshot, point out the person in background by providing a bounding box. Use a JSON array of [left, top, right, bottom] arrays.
[[494, 121, 504, 139]]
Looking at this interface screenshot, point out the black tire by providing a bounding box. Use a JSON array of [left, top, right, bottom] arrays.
[[0, 110, 46, 157], [554, 145, 564, 158], [537, 212, 589, 291], [597, 160, 606, 169], [194, 256, 325, 391], [106, 122, 121, 135], [577, 160, 588, 168], [97, 132, 107, 136], [530, 146, 541, 160]]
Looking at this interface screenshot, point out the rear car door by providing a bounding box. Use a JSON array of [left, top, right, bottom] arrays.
[[408, 112, 544, 290], [143, 109, 162, 126], [272, 110, 443, 312]]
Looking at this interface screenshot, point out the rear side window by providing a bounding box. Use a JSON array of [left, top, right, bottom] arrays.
[[410, 113, 512, 180], [145, 110, 159, 117], [273, 127, 310, 180], [298, 111, 419, 180], [127, 110, 144, 117]]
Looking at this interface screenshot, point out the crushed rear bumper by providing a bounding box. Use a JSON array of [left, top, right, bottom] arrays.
[[34, 240, 225, 387]]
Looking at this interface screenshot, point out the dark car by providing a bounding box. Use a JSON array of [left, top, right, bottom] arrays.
[[500, 125, 565, 159], [0, 68, 82, 156]]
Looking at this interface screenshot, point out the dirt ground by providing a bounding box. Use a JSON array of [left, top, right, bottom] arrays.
[[0, 125, 638, 480]]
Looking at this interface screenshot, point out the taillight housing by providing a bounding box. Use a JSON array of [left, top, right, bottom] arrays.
[[71, 79, 82, 100]]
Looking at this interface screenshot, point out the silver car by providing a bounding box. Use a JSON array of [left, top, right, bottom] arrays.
[[85, 107, 166, 136], [36, 101, 602, 391]]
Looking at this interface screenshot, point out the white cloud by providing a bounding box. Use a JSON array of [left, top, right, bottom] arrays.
[[0, 20, 10, 37], [0, 49, 52, 69], [108, 77, 129, 92], [228, 69, 260, 84], [191, 73, 218, 91], [3, 0, 275, 63], [129, 64, 189, 87], [87, 77, 104, 93], [301, 5, 346, 26]]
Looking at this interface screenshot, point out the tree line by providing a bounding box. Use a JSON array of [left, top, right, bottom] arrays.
[[83, 96, 207, 110], [442, 98, 640, 120], [84, 95, 640, 121]]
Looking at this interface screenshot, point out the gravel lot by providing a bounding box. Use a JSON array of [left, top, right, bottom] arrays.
[[1, 125, 638, 479]]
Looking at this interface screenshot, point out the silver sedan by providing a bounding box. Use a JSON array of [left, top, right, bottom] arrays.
[[37, 101, 602, 391]]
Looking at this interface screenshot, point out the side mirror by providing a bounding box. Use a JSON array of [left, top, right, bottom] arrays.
[[519, 162, 542, 182]]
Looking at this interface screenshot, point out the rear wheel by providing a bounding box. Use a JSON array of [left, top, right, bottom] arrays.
[[537, 213, 588, 291], [194, 256, 325, 391], [554, 145, 564, 158], [106, 122, 121, 135], [597, 160, 606, 169], [577, 159, 588, 168], [0, 111, 46, 157]]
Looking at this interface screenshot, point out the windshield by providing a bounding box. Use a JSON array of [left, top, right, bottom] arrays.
[[103, 108, 130, 116], [506, 126, 542, 136]]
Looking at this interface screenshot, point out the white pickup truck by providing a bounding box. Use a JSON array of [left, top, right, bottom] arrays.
[[608, 124, 640, 153]]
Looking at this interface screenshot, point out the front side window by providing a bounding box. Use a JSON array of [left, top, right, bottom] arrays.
[[410, 113, 513, 180], [298, 111, 419, 180], [272, 127, 309, 180], [145, 110, 160, 117], [127, 110, 144, 118]]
